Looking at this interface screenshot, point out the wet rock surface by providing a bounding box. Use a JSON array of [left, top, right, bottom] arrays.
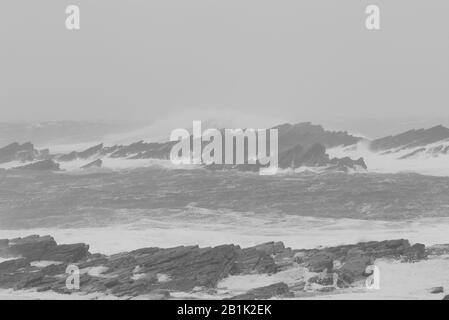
[[0, 235, 436, 299], [228, 283, 292, 300]]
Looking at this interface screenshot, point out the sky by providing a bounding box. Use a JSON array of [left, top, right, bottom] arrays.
[[0, 0, 448, 133]]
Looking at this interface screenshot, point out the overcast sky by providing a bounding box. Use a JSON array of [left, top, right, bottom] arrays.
[[1, 0, 448, 130]]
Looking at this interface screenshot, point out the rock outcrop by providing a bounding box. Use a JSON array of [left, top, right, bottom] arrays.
[[0, 235, 88, 262], [0, 235, 433, 299], [81, 159, 102, 169], [0, 142, 49, 164], [275, 143, 367, 171], [0, 121, 365, 174], [58, 144, 105, 162], [14, 159, 60, 171], [370, 125, 449, 152], [228, 282, 292, 300], [274, 122, 361, 153], [296, 239, 426, 286]]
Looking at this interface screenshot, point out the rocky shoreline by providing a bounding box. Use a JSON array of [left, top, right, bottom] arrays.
[[1, 235, 448, 300]]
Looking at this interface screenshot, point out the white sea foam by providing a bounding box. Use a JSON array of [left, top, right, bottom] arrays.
[[56, 156, 201, 172], [30, 261, 63, 268], [0, 257, 17, 263], [0, 160, 34, 170], [1, 215, 448, 255], [328, 141, 449, 176], [1, 215, 448, 300], [86, 266, 109, 278], [217, 268, 308, 293]]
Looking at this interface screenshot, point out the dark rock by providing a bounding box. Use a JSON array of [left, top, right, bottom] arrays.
[[404, 243, 427, 261], [252, 242, 285, 256], [297, 239, 425, 287], [308, 273, 335, 286], [41, 263, 67, 276], [304, 252, 334, 273], [275, 122, 361, 153], [290, 281, 306, 292], [76, 255, 108, 269], [14, 159, 60, 171], [137, 245, 238, 291], [228, 282, 292, 300], [426, 244, 449, 256], [370, 125, 449, 152], [86, 244, 242, 296], [0, 259, 29, 274], [43, 121, 367, 173], [2, 235, 89, 263], [81, 159, 102, 169], [329, 157, 367, 171], [317, 286, 335, 293], [106, 253, 138, 272], [443, 295, 449, 300], [40, 243, 90, 263], [59, 144, 104, 161], [311, 239, 421, 262], [15, 272, 45, 290], [273, 248, 296, 270], [0, 142, 48, 164], [278, 143, 329, 169], [110, 279, 156, 297], [102, 278, 121, 288], [337, 255, 372, 286], [232, 247, 277, 275], [430, 287, 444, 294], [6, 235, 57, 261], [0, 235, 434, 299], [277, 142, 367, 171], [0, 272, 32, 289]]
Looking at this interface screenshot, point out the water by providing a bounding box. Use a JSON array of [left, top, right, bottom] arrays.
[[1, 167, 449, 300], [1, 167, 449, 252]]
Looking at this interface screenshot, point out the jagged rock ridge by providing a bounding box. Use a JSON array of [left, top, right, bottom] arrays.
[[0, 235, 439, 299], [0, 122, 367, 173], [0, 142, 49, 164]]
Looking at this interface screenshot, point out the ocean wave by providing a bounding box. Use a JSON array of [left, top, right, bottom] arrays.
[[328, 142, 449, 177], [1, 212, 449, 255]]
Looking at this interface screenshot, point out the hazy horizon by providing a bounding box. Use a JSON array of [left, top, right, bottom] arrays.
[[1, 114, 449, 149], [1, 1, 448, 131]]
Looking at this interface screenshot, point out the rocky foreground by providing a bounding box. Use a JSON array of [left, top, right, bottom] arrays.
[[0, 235, 448, 300]]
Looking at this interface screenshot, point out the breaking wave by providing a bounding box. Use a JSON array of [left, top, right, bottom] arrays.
[[328, 141, 449, 177]]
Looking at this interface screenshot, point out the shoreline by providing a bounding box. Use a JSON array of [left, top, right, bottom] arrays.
[[1, 216, 449, 255], [1, 234, 448, 300]]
